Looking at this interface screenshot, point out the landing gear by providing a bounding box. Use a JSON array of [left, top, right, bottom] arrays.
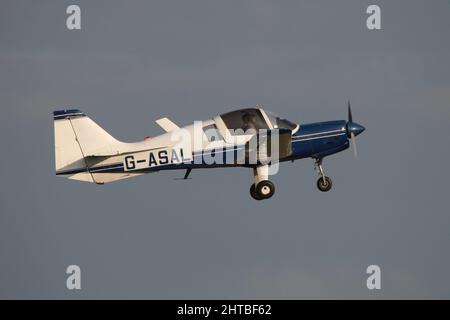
[[250, 165, 275, 200], [317, 176, 332, 192], [250, 184, 262, 200], [249, 181, 275, 200], [314, 158, 333, 192], [256, 180, 275, 199]]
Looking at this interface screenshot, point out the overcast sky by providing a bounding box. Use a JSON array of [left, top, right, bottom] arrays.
[[1, 0, 450, 299]]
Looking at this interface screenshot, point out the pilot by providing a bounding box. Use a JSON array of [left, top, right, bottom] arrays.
[[242, 112, 257, 133]]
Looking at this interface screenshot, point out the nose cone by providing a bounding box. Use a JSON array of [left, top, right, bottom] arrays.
[[347, 122, 365, 137]]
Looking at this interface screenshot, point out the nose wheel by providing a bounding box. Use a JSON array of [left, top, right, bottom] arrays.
[[314, 159, 333, 192], [317, 176, 332, 192]]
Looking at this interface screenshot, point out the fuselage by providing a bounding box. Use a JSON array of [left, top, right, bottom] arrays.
[[54, 107, 365, 184]]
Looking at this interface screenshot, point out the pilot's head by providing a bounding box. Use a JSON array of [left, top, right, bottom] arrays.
[[242, 112, 256, 125]]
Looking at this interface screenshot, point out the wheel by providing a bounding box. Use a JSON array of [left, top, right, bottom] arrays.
[[317, 176, 332, 192], [255, 180, 275, 199], [250, 184, 262, 200]]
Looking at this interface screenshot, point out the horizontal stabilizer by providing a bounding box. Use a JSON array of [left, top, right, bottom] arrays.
[[156, 117, 179, 132]]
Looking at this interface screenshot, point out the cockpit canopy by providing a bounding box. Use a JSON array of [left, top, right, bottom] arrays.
[[264, 110, 298, 131], [219, 107, 298, 134], [220, 108, 269, 133]]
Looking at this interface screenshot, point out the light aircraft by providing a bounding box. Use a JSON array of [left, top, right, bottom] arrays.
[[53, 103, 365, 200]]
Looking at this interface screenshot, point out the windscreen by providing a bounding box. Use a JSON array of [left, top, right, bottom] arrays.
[[265, 110, 298, 131]]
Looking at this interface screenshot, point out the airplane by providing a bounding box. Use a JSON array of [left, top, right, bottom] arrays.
[[53, 103, 365, 200]]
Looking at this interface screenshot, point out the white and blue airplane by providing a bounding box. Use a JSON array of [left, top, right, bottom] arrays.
[[53, 104, 365, 200]]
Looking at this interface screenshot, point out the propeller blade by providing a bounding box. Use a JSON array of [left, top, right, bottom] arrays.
[[351, 132, 358, 159], [348, 100, 353, 123]]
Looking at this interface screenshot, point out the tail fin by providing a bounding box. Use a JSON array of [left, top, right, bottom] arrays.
[[53, 109, 127, 184]]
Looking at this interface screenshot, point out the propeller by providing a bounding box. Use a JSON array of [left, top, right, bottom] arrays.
[[348, 100, 353, 123], [347, 101, 358, 159], [350, 130, 358, 159]]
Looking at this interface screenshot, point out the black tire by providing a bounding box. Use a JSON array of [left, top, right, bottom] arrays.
[[317, 176, 332, 192], [250, 184, 262, 200], [255, 180, 275, 199]]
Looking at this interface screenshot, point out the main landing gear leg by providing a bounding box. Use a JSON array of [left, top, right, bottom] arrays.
[[314, 158, 332, 192], [249, 165, 275, 200]]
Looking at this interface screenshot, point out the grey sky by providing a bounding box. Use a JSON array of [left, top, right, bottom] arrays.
[[1, 0, 450, 299]]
